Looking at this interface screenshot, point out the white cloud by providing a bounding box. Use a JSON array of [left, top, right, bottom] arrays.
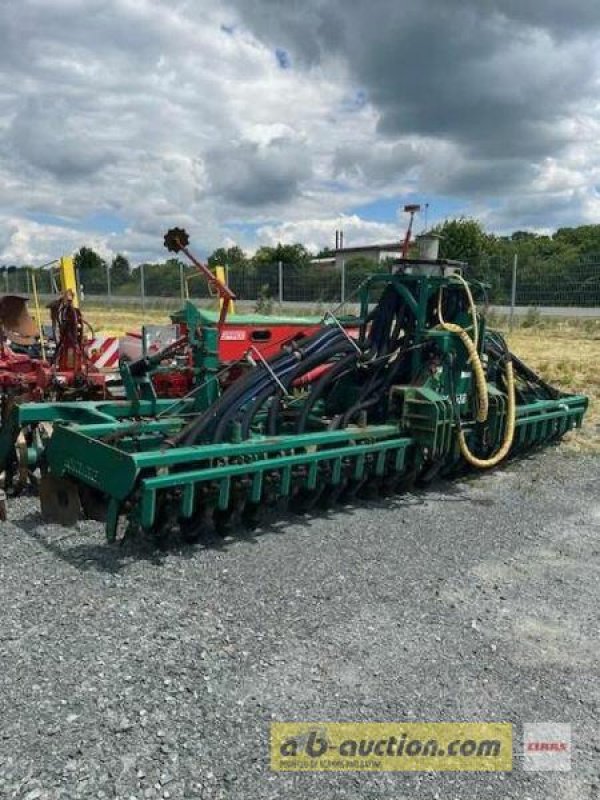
[[1, 0, 600, 265], [0, 214, 113, 265], [257, 214, 402, 254], [1, 0, 385, 262]]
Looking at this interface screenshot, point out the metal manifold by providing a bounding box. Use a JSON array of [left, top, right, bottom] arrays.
[[0, 238, 588, 543]]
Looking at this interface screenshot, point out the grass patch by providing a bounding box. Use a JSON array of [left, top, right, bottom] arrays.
[[505, 325, 599, 451]]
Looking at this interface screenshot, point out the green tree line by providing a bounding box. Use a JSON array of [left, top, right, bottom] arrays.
[[5, 219, 598, 304]]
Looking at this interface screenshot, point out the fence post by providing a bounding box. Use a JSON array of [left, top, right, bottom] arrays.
[[179, 261, 185, 302], [106, 262, 112, 302], [140, 263, 146, 312], [278, 260, 283, 307], [509, 253, 518, 331]]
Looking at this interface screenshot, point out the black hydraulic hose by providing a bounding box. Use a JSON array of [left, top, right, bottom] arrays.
[[293, 352, 359, 434], [336, 369, 381, 427], [175, 349, 296, 447], [128, 335, 188, 377], [207, 358, 293, 443], [173, 326, 343, 447], [509, 353, 559, 399], [175, 284, 418, 447], [388, 304, 411, 352], [380, 352, 410, 389], [237, 339, 358, 440], [262, 340, 360, 437], [339, 338, 414, 428], [211, 329, 348, 443], [340, 393, 383, 426], [369, 285, 405, 356], [330, 285, 416, 429], [359, 285, 408, 357], [484, 331, 557, 399], [223, 329, 348, 427], [339, 374, 388, 427], [487, 331, 558, 397], [327, 362, 387, 430]]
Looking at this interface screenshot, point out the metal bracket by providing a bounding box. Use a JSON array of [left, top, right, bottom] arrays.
[[247, 345, 292, 398], [323, 311, 362, 354]]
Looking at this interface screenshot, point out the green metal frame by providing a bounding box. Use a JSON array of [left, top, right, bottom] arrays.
[[0, 267, 589, 542], [46, 423, 411, 540]]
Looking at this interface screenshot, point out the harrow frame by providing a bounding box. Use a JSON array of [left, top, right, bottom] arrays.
[[0, 247, 589, 543]]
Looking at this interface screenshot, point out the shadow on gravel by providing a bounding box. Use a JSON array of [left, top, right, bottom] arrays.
[[10, 473, 500, 574], [12, 510, 198, 574], [8, 482, 465, 573]]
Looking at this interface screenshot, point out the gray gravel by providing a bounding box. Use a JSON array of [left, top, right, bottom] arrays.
[[1, 449, 599, 800]]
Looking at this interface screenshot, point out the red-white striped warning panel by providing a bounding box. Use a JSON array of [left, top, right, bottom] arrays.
[[87, 336, 120, 369], [119, 325, 180, 362]]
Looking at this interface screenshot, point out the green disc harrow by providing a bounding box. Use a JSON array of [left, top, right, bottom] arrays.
[[0, 243, 588, 544]]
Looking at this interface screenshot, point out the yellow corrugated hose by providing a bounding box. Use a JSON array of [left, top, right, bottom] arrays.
[[457, 361, 516, 468], [437, 278, 516, 468]]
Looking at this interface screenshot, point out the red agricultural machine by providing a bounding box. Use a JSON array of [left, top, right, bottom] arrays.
[[0, 289, 108, 402]]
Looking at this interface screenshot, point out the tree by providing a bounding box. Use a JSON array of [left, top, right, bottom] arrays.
[[207, 245, 247, 270], [74, 246, 105, 274], [511, 231, 538, 242], [74, 246, 107, 293], [554, 225, 600, 253], [433, 218, 491, 262], [344, 255, 380, 296], [110, 254, 130, 286], [251, 243, 311, 269], [247, 243, 313, 301], [315, 247, 335, 259]]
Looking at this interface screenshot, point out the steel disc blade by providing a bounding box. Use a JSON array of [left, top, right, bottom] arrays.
[[39, 474, 82, 526]]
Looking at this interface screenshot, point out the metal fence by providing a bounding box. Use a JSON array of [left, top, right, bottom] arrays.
[[193, 255, 600, 309], [474, 253, 600, 307], [2, 253, 600, 311]]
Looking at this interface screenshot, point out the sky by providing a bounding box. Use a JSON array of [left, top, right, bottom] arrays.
[[1, 0, 600, 265]]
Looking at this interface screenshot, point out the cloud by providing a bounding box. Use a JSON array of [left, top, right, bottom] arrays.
[[8, 98, 116, 179], [0, 1, 331, 260], [0, 0, 600, 264], [206, 136, 311, 207], [231, 0, 600, 223], [333, 140, 424, 185], [0, 220, 19, 259], [0, 213, 114, 265], [257, 214, 401, 254]]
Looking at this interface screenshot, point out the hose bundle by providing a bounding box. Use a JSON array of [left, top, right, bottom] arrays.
[[172, 273, 516, 465], [173, 326, 356, 446]]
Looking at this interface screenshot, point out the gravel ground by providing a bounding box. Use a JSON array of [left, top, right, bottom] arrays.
[[0, 448, 598, 800]]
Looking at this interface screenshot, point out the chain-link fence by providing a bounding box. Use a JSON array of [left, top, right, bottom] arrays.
[[473, 252, 600, 307], [516, 255, 600, 306], [3, 253, 600, 311], [0, 267, 57, 295], [188, 254, 600, 309]]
